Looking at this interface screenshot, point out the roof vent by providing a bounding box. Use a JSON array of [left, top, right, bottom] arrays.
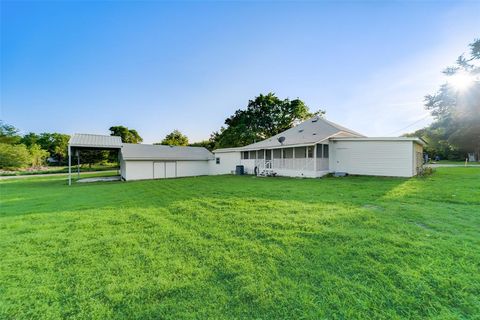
[[312, 117, 319, 122], [298, 129, 304, 133], [312, 133, 317, 135], [277, 136, 286, 145]]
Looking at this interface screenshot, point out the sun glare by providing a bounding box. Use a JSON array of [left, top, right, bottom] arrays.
[[448, 72, 475, 91]]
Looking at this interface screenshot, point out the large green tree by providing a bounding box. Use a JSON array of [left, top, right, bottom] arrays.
[[156, 130, 189, 146], [109, 126, 143, 144], [414, 39, 480, 160], [212, 93, 322, 148], [36, 133, 70, 163]]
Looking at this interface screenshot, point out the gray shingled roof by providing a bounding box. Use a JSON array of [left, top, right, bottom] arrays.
[[214, 117, 364, 152], [121, 143, 214, 161], [69, 134, 123, 148]]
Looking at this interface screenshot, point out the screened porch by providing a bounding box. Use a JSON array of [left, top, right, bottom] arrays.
[[240, 143, 330, 174]]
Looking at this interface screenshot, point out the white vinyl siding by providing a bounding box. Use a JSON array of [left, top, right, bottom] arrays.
[[209, 152, 241, 175], [330, 140, 415, 177], [124, 160, 210, 180]]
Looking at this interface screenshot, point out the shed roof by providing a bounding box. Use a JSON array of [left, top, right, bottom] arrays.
[[121, 143, 214, 161], [69, 134, 123, 148], [214, 116, 364, 152]]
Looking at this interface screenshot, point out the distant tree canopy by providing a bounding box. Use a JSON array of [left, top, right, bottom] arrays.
[[36, 133, 70, 162], [20, 132, 70, 163], [157, 130, 189, 146], [211, 93, 323, 149], [406, 39, 480, 160], [109, 126, 143, 144], [189, 140, 216, 151], [0, 121, 21, 145]]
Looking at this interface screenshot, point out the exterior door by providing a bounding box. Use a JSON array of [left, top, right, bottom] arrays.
[[335, 148, 350, 172], [153, 162, 165, 179], [165, 161, 176, 178]]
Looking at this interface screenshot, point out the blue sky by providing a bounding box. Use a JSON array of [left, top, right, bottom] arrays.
[[1, 1, 479, 143]]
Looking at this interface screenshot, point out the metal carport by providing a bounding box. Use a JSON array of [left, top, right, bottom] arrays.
[[68, 134, 123, 185]]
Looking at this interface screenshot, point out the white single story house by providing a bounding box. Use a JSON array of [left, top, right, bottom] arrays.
[[68, 117, 424, 184], [211, 116, 425, 178]]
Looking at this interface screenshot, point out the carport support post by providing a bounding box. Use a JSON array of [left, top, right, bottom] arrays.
[[77, 150, 80, 178], [68, 146, 71, 186]]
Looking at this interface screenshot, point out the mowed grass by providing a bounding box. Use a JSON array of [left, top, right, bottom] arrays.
[[1, 168, 479, 319]]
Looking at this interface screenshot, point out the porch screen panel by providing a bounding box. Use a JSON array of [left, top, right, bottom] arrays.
[[257, 150, 264, 159], [283, 148, 293, 158], [294, 147, 306, 158], [316, 144, 323, 158], [323, 144, 329, 158], [307, 146, 314, 158], [265, 150, 272, 160], [249, 151, 257, 159], [273, 149, 281, 159]]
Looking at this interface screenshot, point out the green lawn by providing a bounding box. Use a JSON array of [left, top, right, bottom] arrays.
[[1, 168, 479, 319]]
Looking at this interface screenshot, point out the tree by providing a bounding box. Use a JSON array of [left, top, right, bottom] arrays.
[[76, 150, 110, 168], [157, 130, 189, 146], [419, 39, 480, 160], [0, 143, 30, 169], [21, 132, 40, 148], [29, 144, 49, 168], [0, 121, 21, 145], [109, 126, 143, 143], [211, 93, 323, 148], [189, 140, 216, 151], [37, 133, 70, 164]]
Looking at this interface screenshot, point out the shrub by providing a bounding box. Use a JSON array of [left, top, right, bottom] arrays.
[[417, 166, 435, 177], [0, 143, 31, 170], [29, 144, 49, 168]]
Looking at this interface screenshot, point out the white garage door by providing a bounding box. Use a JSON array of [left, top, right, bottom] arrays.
[[153, 161, 177, 179], [153, 162, 165, 179], [165, 162, 176, 178]]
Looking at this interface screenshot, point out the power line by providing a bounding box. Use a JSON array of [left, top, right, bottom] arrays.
[[387, 113, 432, 135]]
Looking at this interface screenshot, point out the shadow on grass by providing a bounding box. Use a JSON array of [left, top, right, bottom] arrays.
[[0, 174, 409, 218]]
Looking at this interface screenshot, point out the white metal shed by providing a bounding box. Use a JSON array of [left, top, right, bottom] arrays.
[[120, 143, 214, 181]]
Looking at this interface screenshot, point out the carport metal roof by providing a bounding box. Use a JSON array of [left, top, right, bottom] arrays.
[[69, 134, 123, 149], [68, 134, 123, 186]]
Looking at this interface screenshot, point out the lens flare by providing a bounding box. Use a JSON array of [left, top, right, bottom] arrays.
[[448, 72, 475, 91]]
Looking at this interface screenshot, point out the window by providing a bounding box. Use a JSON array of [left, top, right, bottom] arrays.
[[257, 150, 264, 159], [307, 146, 314, 158], [323, 144, 329, 158], [294, 147, 306, 158], [249, 151, 257, 159], [242, 151, 249, 159], [316, 144, 322, 158], [216, 157, 220, 164], [283, 148, 293, 159]]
